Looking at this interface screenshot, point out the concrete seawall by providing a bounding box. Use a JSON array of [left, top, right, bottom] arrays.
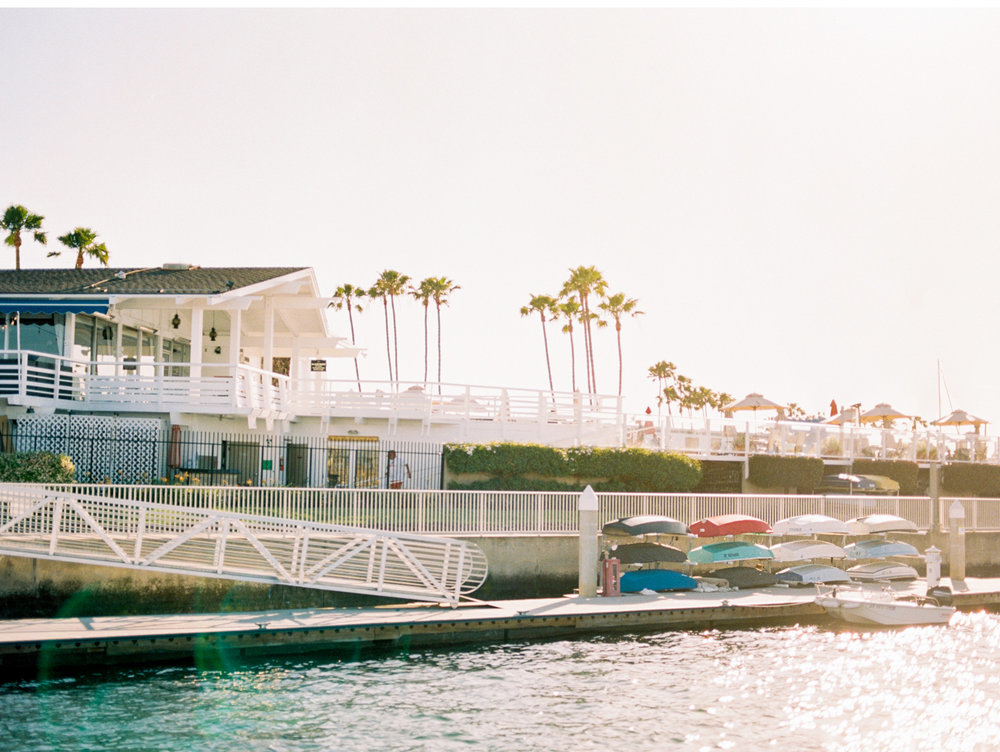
[[1, 532, 997, 620]]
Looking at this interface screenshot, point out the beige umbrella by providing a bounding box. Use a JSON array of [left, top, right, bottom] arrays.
[[932, 409, 989, 431], [859, 403, 910, 425], [824, 408, 859, 426], [723, 393, 786, 417]]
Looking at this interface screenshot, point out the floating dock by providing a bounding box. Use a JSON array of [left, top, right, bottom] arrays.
[[2, 578, 998, 675]]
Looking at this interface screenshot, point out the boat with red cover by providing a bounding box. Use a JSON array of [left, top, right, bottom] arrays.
[[688, 514, 772, 537]]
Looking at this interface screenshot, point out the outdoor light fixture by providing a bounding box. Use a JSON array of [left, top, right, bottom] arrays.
[[209, 327, 217, 341], [171, 313, 180, 329]]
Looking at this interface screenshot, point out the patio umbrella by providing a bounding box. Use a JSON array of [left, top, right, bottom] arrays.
[[859, 403, 909, 424], [723, 392, 786, 417], [932, 409, 989, 432]]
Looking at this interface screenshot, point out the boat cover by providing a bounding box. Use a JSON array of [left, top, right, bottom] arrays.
[[844, 539, 920, 560], [602, 515, 688, 537], [688, 514, 772, 537], [609, 542, 687, 564], [708, 566, 777, 589], [775, 564, 852, 585], [846, 514, 918, 535], [772, 514, 850, 536], [769, 539, 847, 562], [688, 541, 773, 564], [619, 569, 697, 593], [846, 561, 919, 581]]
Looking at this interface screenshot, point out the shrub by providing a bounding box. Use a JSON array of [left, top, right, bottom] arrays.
[[748, 455, 824, 493], [941, 463, 1000, 497], [0, 452, 75, 483], [443, 442, 701, 492]]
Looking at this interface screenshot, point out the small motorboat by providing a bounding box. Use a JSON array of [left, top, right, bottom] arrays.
[[688, 541, 773, 564], [776, 564, 852, 585], [708, 565, 777, 589], [770, 539, 847, 562], [688, 514, 772, 537], [847, 561, 919, 582], [772, 514, 850, 537], [846, 514, 918, 535], [620, 569, 697, 593], [815, 584, 955, 626], [602, 515, 689, 538], [844, 539, 919, 560], [609, 541, 687, 564]]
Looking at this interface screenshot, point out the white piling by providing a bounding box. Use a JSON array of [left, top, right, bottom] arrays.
[[577, 485, 599, 598], [925, 545, 942, 590], [949, 501, 966, 584]]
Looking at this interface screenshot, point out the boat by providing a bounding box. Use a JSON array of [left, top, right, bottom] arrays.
[[688, 541, 773, 564], [775, 564, 852, 585], [609, 542, 687, 564], [844, 539, 920, 560], [815, 584, 956, 626], [602, 515, 689, 538], [620, 569, 697, 593], [769, 539, 847, 562], [846, 561, 919, 582], [708, 566, 777, 589], [846, 514, 918, 535], [688, 514, 772, 537], [772, 514, 850, 536]]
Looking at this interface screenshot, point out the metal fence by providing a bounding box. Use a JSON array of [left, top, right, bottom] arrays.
[[4, 419, 443, 490], [31, 484, 975, 535]]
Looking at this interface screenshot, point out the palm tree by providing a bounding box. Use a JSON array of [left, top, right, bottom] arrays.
[[557, 298, 581, 393], [561, 266, 607, 394], [647, 361, 676, 421], [330, 283, 366, 391], [520, 294, 559, 397], [412, 279, 436, 384], [373, 270, 410, 384], [56, 228, 109, 269], [428, 277, 459, 390], [599, 292, 643, 396], [367, 281, 392, 382], [2, 205, 47, 270]]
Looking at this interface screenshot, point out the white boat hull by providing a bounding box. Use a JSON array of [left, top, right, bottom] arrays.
[[816, 592, 955, 626]]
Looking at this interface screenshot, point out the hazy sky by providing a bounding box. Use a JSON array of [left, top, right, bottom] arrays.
[[5, 9, 1000, 424]]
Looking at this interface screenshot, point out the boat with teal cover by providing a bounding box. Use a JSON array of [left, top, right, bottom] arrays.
[[844, 539, 919, 560], [688, 541, 773, 564], [620, 569, 697, 592]]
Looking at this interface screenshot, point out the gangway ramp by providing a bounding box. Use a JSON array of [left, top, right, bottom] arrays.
[[0, 485, 488, 605]]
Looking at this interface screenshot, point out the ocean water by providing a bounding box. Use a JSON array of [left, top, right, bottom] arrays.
[[2, 611, 1000, 752]]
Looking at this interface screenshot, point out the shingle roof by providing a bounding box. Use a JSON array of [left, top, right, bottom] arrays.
[[0, 267, 309, 295]]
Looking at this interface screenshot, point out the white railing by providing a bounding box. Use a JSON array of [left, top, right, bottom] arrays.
[[0, 484, 488, 604], [626, 413, 1000, 465], [939, 497, 1000, 532], [36, 484, 949, 534]]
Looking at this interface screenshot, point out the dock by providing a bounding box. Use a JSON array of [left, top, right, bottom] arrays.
[[2, 577, 999, 675]]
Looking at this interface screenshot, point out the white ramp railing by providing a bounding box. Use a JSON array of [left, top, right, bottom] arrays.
[[0, 485, 488, 605]]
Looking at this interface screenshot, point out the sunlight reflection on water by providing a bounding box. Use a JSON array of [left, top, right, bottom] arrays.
[[2, 612, 1000, 751]]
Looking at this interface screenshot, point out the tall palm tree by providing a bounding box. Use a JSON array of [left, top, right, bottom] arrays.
[[330, 283, 366, 391], [428, 277, 459, 391], [599, 292, 643, 396], [56, 227, 109, 269], [373, 270, 410, 384], [557, 298, 580, 393], [367, 281, 393, 382], [412, 279, 436, 384], [520, 294, 558, 397], [561, 266, 607, 394], [1, 205, 47, 270], [647, 360, 676, 421]]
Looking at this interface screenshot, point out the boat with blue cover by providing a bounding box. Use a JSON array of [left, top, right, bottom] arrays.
[[844, 539, 919, 559], [620, 569, 697, 592], [688, 541, 773, 564]]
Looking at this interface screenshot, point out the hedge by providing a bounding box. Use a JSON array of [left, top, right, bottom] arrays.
[[941, 464, 1000, 497], [0, 452, 75, 483], [747, 455, 824, 493], [850, 459, 919, 496], [443, 443, 701, 492]]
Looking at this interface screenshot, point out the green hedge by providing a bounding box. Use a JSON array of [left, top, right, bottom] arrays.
[[748, 455, 824, 492], [0, 452, 75, 483], [851, 459, 919, 496], [443, 443, 701, 492], [941, 463, 1000, 497]]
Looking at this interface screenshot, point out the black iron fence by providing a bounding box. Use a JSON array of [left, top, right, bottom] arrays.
[[3, 417, 444, 490]]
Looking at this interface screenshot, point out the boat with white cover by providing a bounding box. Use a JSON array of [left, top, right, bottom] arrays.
[[815, 584, 955, 626], [770, 539, 847, 562], [772, 514, 850, 537], [846, 561, 919, 582], [846, 514, 918, 535]]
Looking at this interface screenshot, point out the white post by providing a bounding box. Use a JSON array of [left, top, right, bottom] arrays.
[[949, 500, 966, 585], [925, 545, 942, 589], [578, 485, 599, 598]]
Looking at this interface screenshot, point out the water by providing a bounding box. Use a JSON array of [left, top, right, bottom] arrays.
[[3, 612, 1000, 752]]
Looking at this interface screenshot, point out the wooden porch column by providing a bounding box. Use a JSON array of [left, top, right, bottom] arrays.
[[263, 299, 275, 373], [190, 307, 204, 380]]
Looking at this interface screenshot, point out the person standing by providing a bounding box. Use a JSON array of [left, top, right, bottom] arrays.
[[387, 450, 410, 489]]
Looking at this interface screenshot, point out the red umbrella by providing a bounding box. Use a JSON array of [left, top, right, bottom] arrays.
[[830, 399, 838, 417]]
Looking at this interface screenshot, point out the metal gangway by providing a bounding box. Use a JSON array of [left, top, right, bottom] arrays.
[[0, 485, 488, 605]]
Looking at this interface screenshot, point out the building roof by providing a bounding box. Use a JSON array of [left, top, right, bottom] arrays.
[[0, 266, 309, 296]]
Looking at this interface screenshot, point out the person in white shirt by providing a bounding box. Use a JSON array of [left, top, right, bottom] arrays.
[[387, 450, 410, 489]]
